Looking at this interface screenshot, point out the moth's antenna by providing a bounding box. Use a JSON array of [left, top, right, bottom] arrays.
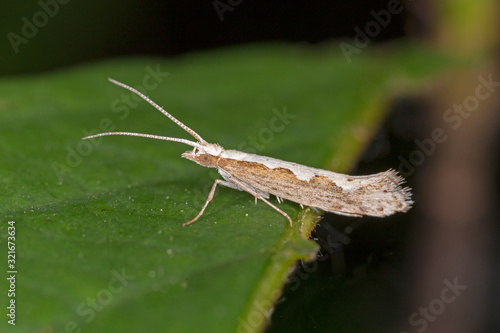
[[82, 132, 205, 150], [107, 78, 207, 143]]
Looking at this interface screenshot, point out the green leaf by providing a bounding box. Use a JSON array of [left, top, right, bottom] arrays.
[[0, 43, 460, 332]]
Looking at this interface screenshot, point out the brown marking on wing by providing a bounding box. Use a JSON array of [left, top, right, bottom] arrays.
[[218, 159, 412, 217]]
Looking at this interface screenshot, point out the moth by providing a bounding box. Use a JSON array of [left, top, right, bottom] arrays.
[[83, 78, 413, 226]]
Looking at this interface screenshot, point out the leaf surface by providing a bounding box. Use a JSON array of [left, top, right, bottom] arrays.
[[0, 43, 459, 332]]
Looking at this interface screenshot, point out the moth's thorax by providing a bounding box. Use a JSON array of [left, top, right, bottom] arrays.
[[181, 143, 224, 167]]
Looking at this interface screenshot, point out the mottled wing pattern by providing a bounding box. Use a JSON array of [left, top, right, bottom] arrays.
[[217, 158, 412, 217]]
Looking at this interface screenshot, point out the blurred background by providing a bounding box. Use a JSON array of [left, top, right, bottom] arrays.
[[1, 1, 499, 333], [1, 0, 407, 76]]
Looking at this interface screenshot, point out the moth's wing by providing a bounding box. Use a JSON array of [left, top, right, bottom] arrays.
[[314, 169, 413, 217], [218, 155, 411, 217], [217, 168, 270, 199]]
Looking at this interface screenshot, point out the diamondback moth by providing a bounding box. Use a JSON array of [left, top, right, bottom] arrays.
[[83, 78, 413, 226]]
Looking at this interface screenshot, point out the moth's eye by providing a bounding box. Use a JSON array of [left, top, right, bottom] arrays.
[[198, 155, 212, 164]]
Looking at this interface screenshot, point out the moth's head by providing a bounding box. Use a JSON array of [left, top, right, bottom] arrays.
[[182, 143, 224, 167]]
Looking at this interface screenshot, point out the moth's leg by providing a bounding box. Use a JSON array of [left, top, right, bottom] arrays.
[[183, 179, 239, 226], [228, 176, 293, 227]]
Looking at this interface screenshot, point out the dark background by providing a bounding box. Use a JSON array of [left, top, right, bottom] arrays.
[[0, 0, 408, 76]]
